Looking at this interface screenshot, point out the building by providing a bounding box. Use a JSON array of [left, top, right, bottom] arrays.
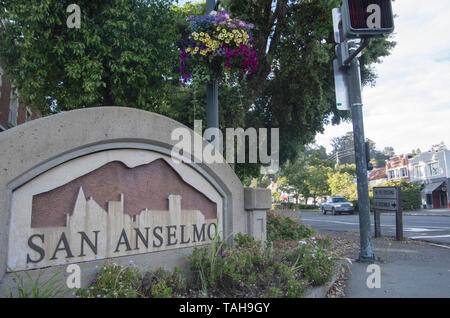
[[385, 155, 411, 182], [409, 149, 450, 209], [0, 61, 40, 132], [368, 167, 388, 188]]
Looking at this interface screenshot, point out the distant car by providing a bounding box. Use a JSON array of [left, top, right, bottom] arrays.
[[321, 196, 354, 215]]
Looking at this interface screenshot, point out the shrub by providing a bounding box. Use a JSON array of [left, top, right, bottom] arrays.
[[267, 212, 316, 242], [295, 204, 319, 210], [140, 267, 187, 298], [187, 233, 332, 298], [76, 263, 141, 298], [376, 180, 423, 210]]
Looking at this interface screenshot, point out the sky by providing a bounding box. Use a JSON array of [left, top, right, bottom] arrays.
[[178, 0, 450, 156]]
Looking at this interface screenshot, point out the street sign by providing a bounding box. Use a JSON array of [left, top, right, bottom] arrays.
[[341, 0, 394, 39], [333, 59, 350, 111], [373, 186, 403, 240], [373, 186, 397, 199], [373, 198, 398, 211]]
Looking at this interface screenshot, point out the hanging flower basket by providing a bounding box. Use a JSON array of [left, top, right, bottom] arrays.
[[179, 9, 258, 84]]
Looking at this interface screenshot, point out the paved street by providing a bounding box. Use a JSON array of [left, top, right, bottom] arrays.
[[299, 211, 450, 245]]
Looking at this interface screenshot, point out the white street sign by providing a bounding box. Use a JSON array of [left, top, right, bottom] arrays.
[[333, 59, 350, 111], [373, 198, 398, 211], [373, 187, 398, 199]]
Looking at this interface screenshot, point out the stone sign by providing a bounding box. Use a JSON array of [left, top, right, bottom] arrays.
[[8, 150, 221, 271], [0, 107, 271, 291]]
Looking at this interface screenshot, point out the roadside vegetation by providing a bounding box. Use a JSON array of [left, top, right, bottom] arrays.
[[263, 143, 423, 212], [71, 213, 334, 298]]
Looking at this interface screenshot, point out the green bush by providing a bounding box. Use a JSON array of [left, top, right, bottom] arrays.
[[141, 267, 186, 298], [375, 180, 423, 210], [295, 204, 319, 210], [187, 233, 333, 298], [76, 263, 141, 298], [267, 212, 316, 242]]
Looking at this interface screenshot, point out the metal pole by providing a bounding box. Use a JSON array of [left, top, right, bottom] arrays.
[[206, 0, 219, 148], [396, 187, 403, 240], [206, 0, 215, 13], [348, 54, 375, 262], [374, 209, 381, 238], [206, 80, 219, 146]]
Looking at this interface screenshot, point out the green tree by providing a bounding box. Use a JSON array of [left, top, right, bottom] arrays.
[[306, 165, 331, 204], [224, 0, 395, 164], [327, 170, 357, 202], [281, 159, 309, 203], [0, 0, 180, 114]]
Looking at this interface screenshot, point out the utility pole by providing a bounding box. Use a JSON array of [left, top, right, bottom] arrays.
[[347, 46, 375, 261], [332, 0, 394, 262], [206, 0, 219, 148]]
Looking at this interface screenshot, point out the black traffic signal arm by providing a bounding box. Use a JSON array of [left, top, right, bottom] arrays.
[[338, 20, 371, 66]]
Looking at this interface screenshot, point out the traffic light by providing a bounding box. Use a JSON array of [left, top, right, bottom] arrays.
[[365, 141, 374, 171], [341, 0, 394, 39]]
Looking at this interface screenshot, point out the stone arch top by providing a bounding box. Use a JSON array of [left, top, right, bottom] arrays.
[[0, 107, 252, 276]]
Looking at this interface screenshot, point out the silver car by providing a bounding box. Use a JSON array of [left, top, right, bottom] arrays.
[[321, 196, 354, 215]]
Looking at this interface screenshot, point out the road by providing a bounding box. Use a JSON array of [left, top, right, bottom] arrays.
[[299, 211, 450, 246]]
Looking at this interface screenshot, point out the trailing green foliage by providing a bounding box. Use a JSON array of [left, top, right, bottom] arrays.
[[0, 0, 180, 113]]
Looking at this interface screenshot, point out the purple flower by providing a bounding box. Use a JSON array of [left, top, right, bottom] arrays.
[[221, 254, 226, 258], [92, 279, 97, 284]]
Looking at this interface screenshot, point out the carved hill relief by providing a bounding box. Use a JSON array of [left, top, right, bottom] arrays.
[[31, 159, 217, 228]]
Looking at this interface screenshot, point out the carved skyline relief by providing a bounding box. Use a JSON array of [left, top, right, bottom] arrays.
[[7, 152, 222, 271], [21, 191, 217, 270], [31, 159, 217, 228]]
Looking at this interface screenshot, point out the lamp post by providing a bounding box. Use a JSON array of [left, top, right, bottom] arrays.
[[206, 0, 219, 148]]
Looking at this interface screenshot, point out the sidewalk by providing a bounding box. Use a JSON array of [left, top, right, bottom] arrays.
[[400, 208, 450, 217], [318, 230, 450, 298]]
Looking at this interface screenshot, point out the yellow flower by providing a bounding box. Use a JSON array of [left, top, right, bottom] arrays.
[[200, 32, 204, 36], [186, 48, 191, 53]]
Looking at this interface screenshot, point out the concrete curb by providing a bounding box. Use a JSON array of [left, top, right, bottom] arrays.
[[303, 260, 347, 298]]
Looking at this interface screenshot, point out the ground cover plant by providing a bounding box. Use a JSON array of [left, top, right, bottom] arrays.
[[74, 214, 333, 298]]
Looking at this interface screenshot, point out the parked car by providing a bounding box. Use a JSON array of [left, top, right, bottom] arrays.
[[321, 196, 354, 215]]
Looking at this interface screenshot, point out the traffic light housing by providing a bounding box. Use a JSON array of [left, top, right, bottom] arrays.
[[341, 0, 394, 39], [365, 141, 374, 171]]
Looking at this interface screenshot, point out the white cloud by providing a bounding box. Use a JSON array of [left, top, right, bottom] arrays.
[[316, 0, 450, 155]]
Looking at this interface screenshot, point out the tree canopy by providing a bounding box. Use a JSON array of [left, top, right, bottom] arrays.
[[0, 0, 180, 114], [0, 0, 396, 180]]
